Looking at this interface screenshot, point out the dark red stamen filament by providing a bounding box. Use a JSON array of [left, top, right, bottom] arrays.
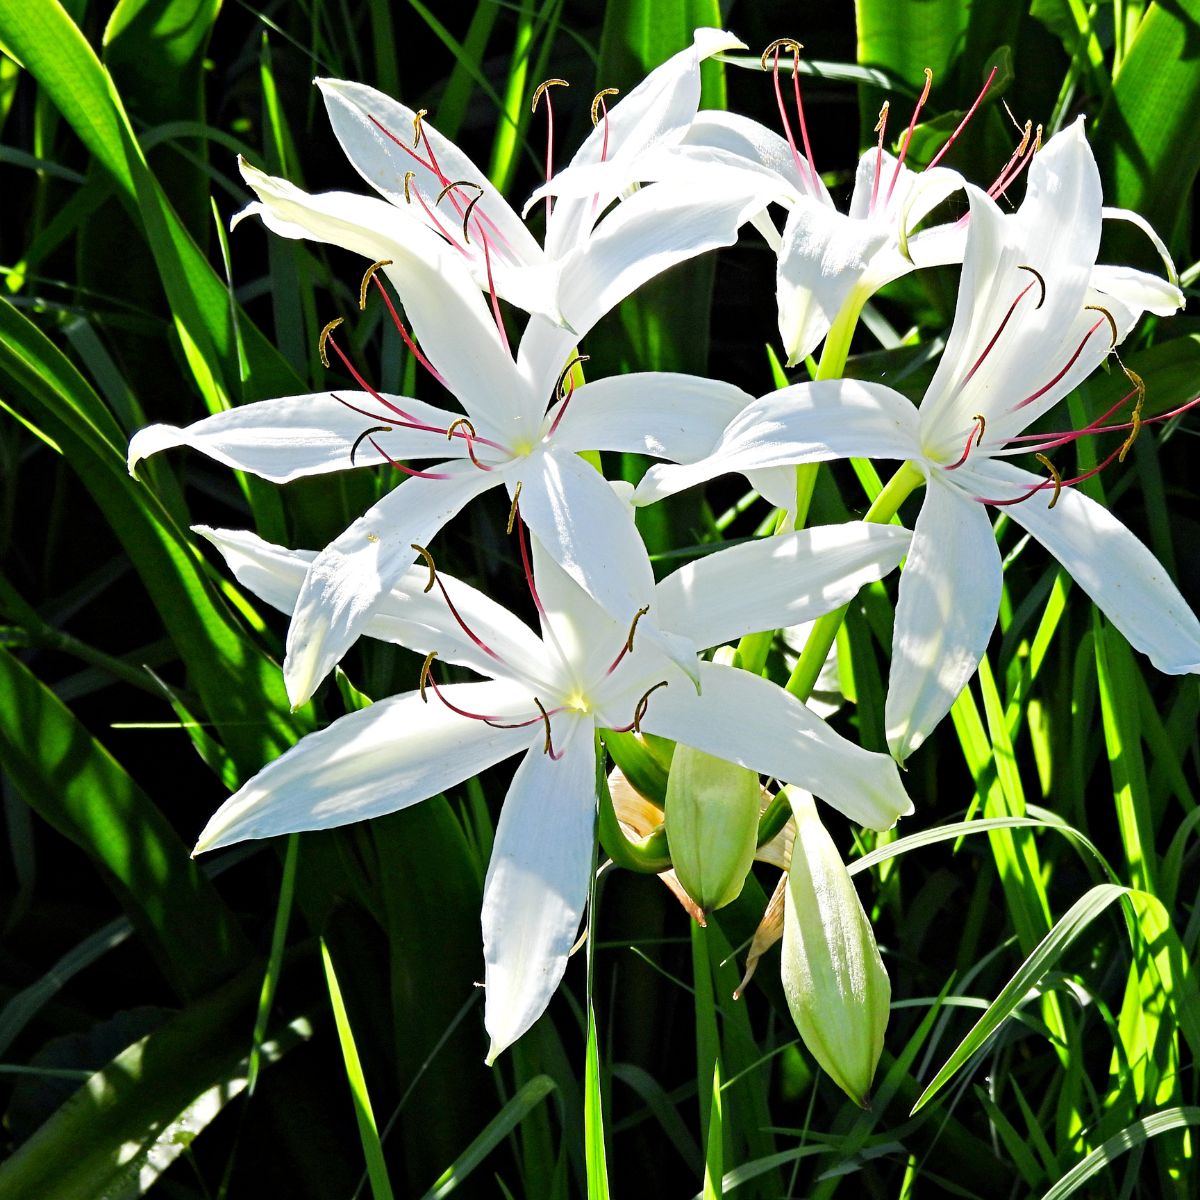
[[369, 436, 452, 479], [369, 274, 448, 386], [770, 45, 818, 197], [926, 66, 998, 171], [1011, 316, 1108, 414], [955, 277, 1039, 394], [886, 68, 932, 205]]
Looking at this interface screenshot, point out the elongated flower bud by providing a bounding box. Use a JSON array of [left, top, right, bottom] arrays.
[[665, 743, 760, 913], [781, 786, 890, 1108]]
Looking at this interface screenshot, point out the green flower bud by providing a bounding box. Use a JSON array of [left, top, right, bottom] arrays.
[[781, 786, 890, 1108], [665, 743, 760, 913]]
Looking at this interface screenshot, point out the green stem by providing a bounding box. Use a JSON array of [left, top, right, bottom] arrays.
[[595, 733, 672, 873], [785, 461, 925, 703], [815, 288, 869, 381]]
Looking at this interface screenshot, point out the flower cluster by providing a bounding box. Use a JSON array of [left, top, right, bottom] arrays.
[[129, 30, 1200, 1092]]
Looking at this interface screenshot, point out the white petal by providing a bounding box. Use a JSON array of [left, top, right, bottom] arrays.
[[237, 160, 533, 437], [128, 392, 465, 483], [1089, 264, 1184, 318], [552, 372, 754, 460], [640, 662, 913, 830], [555, 177, 773, 337], [283, 461, 499, 705], [776, 201, 891, 367], [544, 28, 746, 257], [634, 380, 921, 506], [194, 679, 535, 853], [193, 525, 549, 682], [919, 123, 1107, 447], [884, 475, 1001, 763], [483, 719, 597, 1060], [518, 450, 655, 621], [317, 78, 545, 275], [682, 110, 825, 202], [974, 460, 1200, 675], [518, 456, 700, 685], [1102, 205, 1181, 288], [655, 523, 912, 650]]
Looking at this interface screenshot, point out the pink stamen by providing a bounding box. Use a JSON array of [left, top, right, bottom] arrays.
[[978, 445, 1124, 507], [944, 416, 987, 471], [771, 47, 811, 195], [368, 436, 452, 479], [1011, 395, 1200, 455], [927, 66, 998, 171], [885, 68, 933, 206], [409, 185, 471, 258], [477, 228, 511, 355], [788, 54, 821, 196], [424, 672, 533, 724], [1011, 317, 1108, 414], [515, 511, 548, 621], [428, 574, 507, 665], [369, 274, 448, 386], [325, 332, 411, 416], [869, 103, 888, 216], [546, 378, 576, 439], [956, 278, 1039, 393]]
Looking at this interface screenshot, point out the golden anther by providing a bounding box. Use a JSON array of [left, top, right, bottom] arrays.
[[632, 680, 669, 733], [1032, 123, 1044, 153], [446, 417, 477, 442], [436, 179, 482, 205], [532, 78, 569, 114], [533, 697, 554, 755], [318, 317, 344, 369], [1085, 304, 1119, 348], [403, 171, 416, 203], [625, 605, 651, 654], [918, 67, 933, 104], [874, 100, 890, 134], [461, 193, 483, 244], [555, 353, 590, 401], [760, 38, 802, 70], [350, 424, 393, 466], [1035, 452, 1063, 509], [366, 533, 380, 543], [1017, 264, 1046, 309], [590, 88, 619, 125], [412, 108, 428, 148], [506, 481, 523, 535], [410, 542, 437, 593], [359, 259, 393, 310], [1015, 119, 1033, 157], [1118, 364, 1146, 463], [972, 413, 987, 448], [418, 650, 438, 701]]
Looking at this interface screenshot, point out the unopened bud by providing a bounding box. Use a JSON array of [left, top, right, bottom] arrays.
[[665, 743, 760, 913], [781, 786, 890, 1108]]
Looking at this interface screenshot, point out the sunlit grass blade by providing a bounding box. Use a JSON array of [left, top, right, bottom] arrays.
[[421, 1075, 558, 1200], [0, 962, 312, 1200], [1039, 1107, 1200, 1200], [321, 937, 395, 1200], [702, 1058, 723, 1200], [0, 645, 251, 997], [584, 999, 610, 1199], [912, 884, 1132, 1113]]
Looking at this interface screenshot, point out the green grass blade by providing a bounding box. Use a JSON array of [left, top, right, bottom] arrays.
[[912, 884, 1132, 1113], [0, 961, 312, 1200], [1039, 1107, 1200, 1200], [584, 999, 610, 1199], [321, 937, 396, 1200], [421, 1076, 557, 1200], [0, 645, 251, 997], [1094, 0, 1200, 250], [702, 1056, 723, 1200]]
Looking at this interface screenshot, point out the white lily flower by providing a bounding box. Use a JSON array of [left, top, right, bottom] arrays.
[[190, 514, 914, 1059], [539, 52, 987, 367], [130, 160, 774, 706], [269, 28, 763, 330], [637, 119, 1199, 762]]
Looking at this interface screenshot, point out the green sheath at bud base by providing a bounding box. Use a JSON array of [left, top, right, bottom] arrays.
[[665, 743, 760, 913], [781, 786, 890, 1108]]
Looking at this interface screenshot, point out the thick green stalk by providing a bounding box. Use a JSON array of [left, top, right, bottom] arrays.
[[785, 460, 924, 701], [756, 460, 924, 848]]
